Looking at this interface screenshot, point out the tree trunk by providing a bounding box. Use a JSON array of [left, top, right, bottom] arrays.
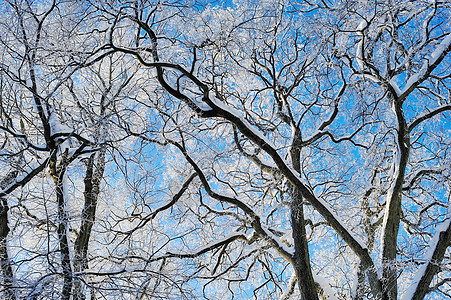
[[0, 198, 14, 300], [290, 143, 319, 299], [73, 151, 105, 300], [0, 171, 18, 300], [381, 99, 410, 300], [290, 187, 319, 300], [51, 151, 73, 300]]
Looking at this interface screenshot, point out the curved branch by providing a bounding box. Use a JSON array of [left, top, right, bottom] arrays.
[[233, 127, 280, 175], [403, 168, 443, 191], [400, 33, 451, 101], [0, 159, 49, 198], [401, 218, 451, 300], [408, 104, 451, 132], [165, 233, 247, 259], [169, 140, 295, 262], [112, 15, 383, 296]]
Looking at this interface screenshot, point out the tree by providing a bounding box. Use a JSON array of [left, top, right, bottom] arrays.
[[0, 0, 450, 299]]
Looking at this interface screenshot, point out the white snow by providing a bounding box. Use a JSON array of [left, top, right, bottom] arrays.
[[356, 20, 368, 31], [401, 217, 451, 300], [389, 79, 401, 98], [280, 229, 294, 247], [355, 20, 368, 71], [314, 274, 339, 300], [350, 261, 360, 299], [208, 92, 368, 252], [278, 272, 296, 300], [261, 225, 295, 256], [177, 232, 244, 256], [430, 33, 451, 61], [356, 40, 364, 71], [401, 33, 451, 96], [193, 96, 213, 111], [48, 110, 72, 137]]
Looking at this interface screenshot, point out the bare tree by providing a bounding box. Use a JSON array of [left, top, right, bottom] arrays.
[[96, 0, 451, 298]]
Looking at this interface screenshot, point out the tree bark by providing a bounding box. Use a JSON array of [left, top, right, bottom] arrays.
[[0, 198, 14, 300], [290, 187, 319, 299], [290, 143, 319, 300], [51, 151, 73, 300], [409, 221, 451, 300], [73, 151, 105, 300], [381, 98, 410, 300], [0, 171, 17, 300]]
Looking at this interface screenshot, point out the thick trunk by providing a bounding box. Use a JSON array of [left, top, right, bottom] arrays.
[[73, 151, 105, 300], [56, 175, 73, 300], [381, 100, 410, 300], [0, 171, 18, 300], [51, 151, 73, 300], [290, 187, 319, 300], [0, 199, 14, 300], [351, 263, 366, 300], [409, 221, 451, 300], [290, 145, 319, 300]]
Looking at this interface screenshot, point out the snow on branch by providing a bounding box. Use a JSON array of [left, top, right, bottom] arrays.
[[0, 158, 49, 198], [169, 139, 295, 262], [401, 217, 451, 300], [205, 93, 369, 251], [314, 274, 339, 300], [400, 33, 451, 100], [278, 272, 297, 300], [0, 125, 48, 151], [261, 225, 295, 256], [402, 168, 443, 191], [165, 233, 247, 258], [408, 104, 451, 132], [355, 20, 368, 72]]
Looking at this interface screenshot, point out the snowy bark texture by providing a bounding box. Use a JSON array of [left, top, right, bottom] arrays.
[[0, 0, 450, 299]]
